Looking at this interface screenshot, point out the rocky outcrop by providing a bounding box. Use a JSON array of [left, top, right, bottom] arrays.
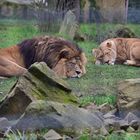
[[1, 65, 140, 136], [0, 62, 77, 120], [0, 62, 105, 135], [14, 100, 140, 134], [117, 78, 140, 117]]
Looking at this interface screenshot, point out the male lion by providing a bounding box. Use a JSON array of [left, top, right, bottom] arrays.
[[92, 38, 140, 66], [0, 36, 87, 78]]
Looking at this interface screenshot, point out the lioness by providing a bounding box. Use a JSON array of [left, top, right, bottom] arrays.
[[92, 38, 140, 66], [0, 36, 87, 78]]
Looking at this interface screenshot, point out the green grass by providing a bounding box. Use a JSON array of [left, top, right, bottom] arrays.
[[0, 20, 139, 140], [0, 20, 140, 106], [0, 24, 39, 48], [79, 132, 140, 140], [4, 131, 140, 140], [67, 26, 140, 105]]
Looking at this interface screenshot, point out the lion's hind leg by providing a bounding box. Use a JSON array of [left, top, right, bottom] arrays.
[[0, 58, 27, 77], [126, 43, 140, 67]]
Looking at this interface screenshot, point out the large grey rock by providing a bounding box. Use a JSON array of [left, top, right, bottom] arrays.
[[43, 129, 62, 140], [117, 78, 140, 117], [0, 117, 12, 131], [124, 112, 140, 130], [14, 100, 104, 134], [104, 111, 140, 132], [0, 62, 77, 120]]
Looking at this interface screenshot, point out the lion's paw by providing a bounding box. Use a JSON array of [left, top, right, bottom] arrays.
[[124, 61, 128, 65], [124, 60, 136, 65]]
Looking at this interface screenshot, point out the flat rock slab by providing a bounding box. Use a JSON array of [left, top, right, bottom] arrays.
[[14, 100, 104, 134], [43, 129, 62, 140], [0, 117, 12, 131], [0, 62, 77, 120], [118, 78, 140, 98]]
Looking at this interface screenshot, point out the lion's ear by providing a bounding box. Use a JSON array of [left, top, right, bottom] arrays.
[[106, 42, 112, 48], [60, 50, 69, 59]]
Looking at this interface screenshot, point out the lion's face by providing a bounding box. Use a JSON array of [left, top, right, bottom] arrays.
[[92, 40, 117, 65], [53, 53, 87, 78], [65, 57, 85, 78]]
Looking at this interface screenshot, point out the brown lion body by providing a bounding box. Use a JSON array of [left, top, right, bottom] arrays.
[[0, 36, 87, 78], [92, 38, 140, 66]]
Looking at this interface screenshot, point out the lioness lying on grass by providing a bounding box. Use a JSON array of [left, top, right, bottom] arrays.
[[92, 38, 140, 66]]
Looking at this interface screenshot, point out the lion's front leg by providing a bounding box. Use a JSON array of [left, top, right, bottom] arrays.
[[124, 60, 137, 66]]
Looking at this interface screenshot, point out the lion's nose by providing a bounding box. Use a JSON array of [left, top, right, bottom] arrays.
[[76, 70, 81, 75], [105, 60, 109, 64]]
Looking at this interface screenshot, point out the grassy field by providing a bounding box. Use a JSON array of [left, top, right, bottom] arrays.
[[0, 20, 140, 106], [0, 20, 140, 139], [70, 23, 140, 105]]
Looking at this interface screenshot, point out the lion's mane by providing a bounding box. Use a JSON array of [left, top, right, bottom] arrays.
[[18, 36, 83, 69]]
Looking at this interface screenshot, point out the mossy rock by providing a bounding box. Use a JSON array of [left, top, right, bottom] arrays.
[[117, 78, 140, 117], [0, 62, 78, 120]]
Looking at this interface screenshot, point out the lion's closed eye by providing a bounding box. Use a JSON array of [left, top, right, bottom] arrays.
[[104, 52, 109, 55]]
